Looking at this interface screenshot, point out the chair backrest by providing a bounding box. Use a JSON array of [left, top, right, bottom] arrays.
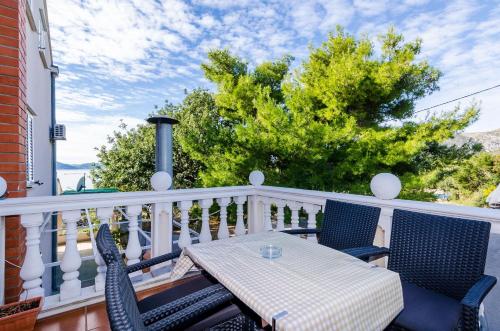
[[319, 200, 381, 250], [388, 209, 491, 300], [105, 262, 147, 331], [96, 223, 124, 266], [96, 223, 139, 303]]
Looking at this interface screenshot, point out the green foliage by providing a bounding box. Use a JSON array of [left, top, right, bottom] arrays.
[[91, 102, 203, 191], [437, 152, 500, 206], [178, 27, 478, 199]]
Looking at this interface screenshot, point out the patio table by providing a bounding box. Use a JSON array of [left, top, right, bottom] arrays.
[[172, 231, 403, 331]]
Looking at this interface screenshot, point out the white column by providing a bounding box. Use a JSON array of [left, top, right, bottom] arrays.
[[247, 195, 264, 233], [178, 201, 193, 248], [378, 207, 394, 248], [217, 197, 231, 239], [60, 210, 83, 301], [288, 201, 301, 229], [151, 202, 173, 273], [0, 216, 4, 304], [125, 205, 143, 278], [94, 207, 114, 292], [19, 213, 45, 300], [234, 196, 247, 236], [199, 199, 213, 243], [275, 200, 286, 231], [304, 204, 321, 242], [262, 198, 273, 231]]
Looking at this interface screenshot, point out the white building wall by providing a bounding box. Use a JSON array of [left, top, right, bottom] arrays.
[[25, 0, 54, 198], [25, 0, 55, 296]]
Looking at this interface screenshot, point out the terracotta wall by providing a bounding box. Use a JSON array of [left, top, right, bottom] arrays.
[[0, 0, 28, 303]]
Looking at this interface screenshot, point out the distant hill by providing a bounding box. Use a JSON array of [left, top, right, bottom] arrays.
[[448, 128, 500, 153], [57, 162, 95, 170]]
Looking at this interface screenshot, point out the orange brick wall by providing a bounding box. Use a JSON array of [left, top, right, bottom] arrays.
[[0, 0, 28, 303]]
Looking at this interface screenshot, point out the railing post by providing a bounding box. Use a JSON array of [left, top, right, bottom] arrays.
[[150, 172, 173, 273], [247, 170, 265, 234], [20, 213, 45, 300], [275, 200, 286, 231], [125, 205, 143, 278], [304, 204, 321, 242], [217, 198, 231, 239], [288, 201, 301, 229], [95, 207, 114, 292], [234, 196, 247, 236], [151, 202, 172, 273], [378, 207, 394, 248], [178, 201, 193, 248], [60, 210, 83, 301], [199, 199, 213, 243]]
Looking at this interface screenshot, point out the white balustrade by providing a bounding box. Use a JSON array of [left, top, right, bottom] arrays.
[[275, 200, 286, 231], [199, 199, 213, 243], [124, 205, 143, 278], [263, 198, 273, 231], [150, 172, 173, 272], [288, 201, 301, 229], [304, 204, 321, 242], [94, 207, 114, 291], [20, 213, 45, 299], [217, 198, 231, 239], [178, 200, 193, 248], [234, 196, 247, 236], [2, 171, 500, 313], [60, 210, 83, 301]]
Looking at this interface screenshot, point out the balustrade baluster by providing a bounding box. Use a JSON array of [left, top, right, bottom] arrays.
[[178, 201, 193, 248], [304, 204, 321, 242], [124, 205, 143, 278], [275, 200, 286, 231], [199, 199, 213, 243], [60, 210, 83, 300], [288, 201, 301, 229], [234, 196, 247, 236], [94, 207, 114, 291], [217, 198, 231, 239], [20, 213, 44, 299], [262, 198, 273, 231]]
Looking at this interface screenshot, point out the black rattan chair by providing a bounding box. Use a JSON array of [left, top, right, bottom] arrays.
[[387, 209, 497, 331], [98, 224, 262, 331], [283, 200, 388, 260]]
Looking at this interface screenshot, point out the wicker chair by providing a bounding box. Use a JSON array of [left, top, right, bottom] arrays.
[[387, 209, 497, 331], [283, 200, 388, 260], [96, 224, 262, 330]]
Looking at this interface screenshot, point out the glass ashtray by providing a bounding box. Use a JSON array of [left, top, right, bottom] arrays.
[[260, 244, 282, 259]]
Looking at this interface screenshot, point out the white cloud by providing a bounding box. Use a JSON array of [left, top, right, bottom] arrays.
[[57, 115, 143, 164], [47, 0, 500, 163]]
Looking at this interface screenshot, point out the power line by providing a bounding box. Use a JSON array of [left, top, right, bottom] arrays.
[[415, 83, 500, 114]]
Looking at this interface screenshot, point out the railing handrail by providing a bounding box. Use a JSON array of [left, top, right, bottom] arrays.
[[0, 185, 255, 216], [257, 185, 500, 224]]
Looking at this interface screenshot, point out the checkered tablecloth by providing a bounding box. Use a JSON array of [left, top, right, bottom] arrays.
[[172, 231, 403, 331]]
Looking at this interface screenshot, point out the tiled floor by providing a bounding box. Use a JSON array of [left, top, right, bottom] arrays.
[[34, 277, 194, 331]]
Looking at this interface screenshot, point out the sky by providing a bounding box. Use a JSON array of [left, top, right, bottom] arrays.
[[47, 0, 500, 164]]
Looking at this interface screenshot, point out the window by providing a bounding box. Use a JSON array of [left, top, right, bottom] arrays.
[[38, 17, 46, 50], [26, 114, 34, 184]]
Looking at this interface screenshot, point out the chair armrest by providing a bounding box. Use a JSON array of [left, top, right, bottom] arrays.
[[141, 284, 226, 325], [147, 290, 234, 331], [281, 228, 321, 235], [461, 275, 497, 309], [341, 246, 390, 260], [460, 275, 496, 331], [126, 249, 182, 274]]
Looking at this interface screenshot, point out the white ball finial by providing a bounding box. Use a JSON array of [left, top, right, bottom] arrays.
[[370, 173, 401, 200], [151, 171, 172, 191], [0, 176, 7, 198], [249, 170, 265, 186]]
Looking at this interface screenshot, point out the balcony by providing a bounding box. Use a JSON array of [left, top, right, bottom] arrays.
[[0, 172, 499, 330]]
